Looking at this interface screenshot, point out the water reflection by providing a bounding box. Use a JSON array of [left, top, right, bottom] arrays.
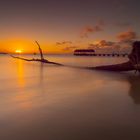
[[15, 61, 48, 110], [39, 63, 44, 84], [16, 59, 25, 87], [128, 75, 140, 104]]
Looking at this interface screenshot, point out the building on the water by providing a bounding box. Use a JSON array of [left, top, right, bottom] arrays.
[[74, 49, 95, 56]]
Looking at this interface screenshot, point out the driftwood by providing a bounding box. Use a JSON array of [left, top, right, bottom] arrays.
[[11, 41, 140, 73], [11, 41, 63, 66], [86, 61, 135, 71]]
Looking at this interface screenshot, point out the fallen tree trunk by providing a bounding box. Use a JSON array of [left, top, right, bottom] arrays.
[[11, 53, 137, 72], [86, 61, 135, 71]]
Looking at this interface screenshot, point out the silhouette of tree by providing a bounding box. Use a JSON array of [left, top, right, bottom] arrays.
[[11, 41, 63, 66]]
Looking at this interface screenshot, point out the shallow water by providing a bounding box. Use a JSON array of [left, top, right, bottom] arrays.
[[0, 55, 140, 140]]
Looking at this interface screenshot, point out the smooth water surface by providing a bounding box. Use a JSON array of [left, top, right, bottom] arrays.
[[0, 55, 140, 140]]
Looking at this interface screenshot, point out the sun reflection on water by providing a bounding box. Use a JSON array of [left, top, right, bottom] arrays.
[[16, 59, 25, 87]]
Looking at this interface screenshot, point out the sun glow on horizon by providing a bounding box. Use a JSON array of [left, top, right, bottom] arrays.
[[15, 50, 22, 53], [0, 39, 76, 54]]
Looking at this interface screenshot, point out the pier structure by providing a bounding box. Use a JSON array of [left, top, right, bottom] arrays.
[[74, 49, 128, 57]]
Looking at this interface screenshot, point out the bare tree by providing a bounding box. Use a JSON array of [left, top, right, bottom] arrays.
[[11, 41, 63, 66]]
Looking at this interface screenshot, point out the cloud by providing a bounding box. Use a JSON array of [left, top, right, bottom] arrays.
[[56, 41, 72, 46], [86, 30, 138, 53], [88, 40, 115, 48], [117, 30, 137, 42], [87, 38, 135, 53], [97, 40, 115, 47], [56, 41, 78, 52], [87, 40, 124, 53], [88, 44, 97, 49], [80, 24, 103, 38], [63, 46, 78, 51]]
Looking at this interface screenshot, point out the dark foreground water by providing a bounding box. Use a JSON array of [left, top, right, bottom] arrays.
[[0, 55, 140, 140]]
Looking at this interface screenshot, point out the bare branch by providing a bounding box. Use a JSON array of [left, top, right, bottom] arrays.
[[35, 41, 44, 60], [11, 55, 63, 65], [11, 41, 63, 66], [11, 55, 35, 61]]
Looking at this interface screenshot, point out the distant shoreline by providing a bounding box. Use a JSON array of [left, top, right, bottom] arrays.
[[0, 53, 7, 55]]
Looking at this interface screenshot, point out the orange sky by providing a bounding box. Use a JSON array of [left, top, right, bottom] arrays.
[[0, 39, 67, 54], [0, 0, 139, 54]]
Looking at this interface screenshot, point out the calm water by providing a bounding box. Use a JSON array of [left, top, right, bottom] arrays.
[[0, 55, 140, 140]]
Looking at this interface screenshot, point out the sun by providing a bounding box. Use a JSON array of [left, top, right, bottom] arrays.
[[15, 50, 22, 54]]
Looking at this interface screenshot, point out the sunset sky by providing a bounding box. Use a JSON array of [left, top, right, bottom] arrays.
[[0, 0, 139, 53]]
